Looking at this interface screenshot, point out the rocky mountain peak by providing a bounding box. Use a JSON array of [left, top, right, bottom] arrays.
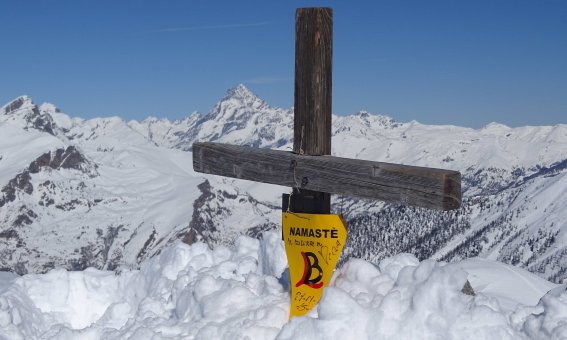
[[219, 84, 266, 110], [198, 84, 269, 131], [2, 95, 35, 115], [225, 83, 255, 99], [1, 96, 57, 136]]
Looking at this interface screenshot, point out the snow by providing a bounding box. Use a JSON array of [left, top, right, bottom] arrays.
[[2, 87, 567, 280], [0, 231, 564, 340], [2, 87, 567, 337], [0, 122, 65, 185], [451, 258, 557, 311]]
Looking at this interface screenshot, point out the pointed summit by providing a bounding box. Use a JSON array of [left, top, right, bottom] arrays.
[[206, 84, 267, 121], [226, 83, 254, 98], [180, 84, 291, 150], [1, 95, 58, 135], [222, 84, 266, 109], [2, 95, 35, 115]]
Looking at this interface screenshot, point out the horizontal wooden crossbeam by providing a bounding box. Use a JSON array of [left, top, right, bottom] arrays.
[[193, 142, 461, 211]]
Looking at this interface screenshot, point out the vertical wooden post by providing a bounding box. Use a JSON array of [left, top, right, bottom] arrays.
[[293, 7, 333, 156], [283, 7, 333, 214]]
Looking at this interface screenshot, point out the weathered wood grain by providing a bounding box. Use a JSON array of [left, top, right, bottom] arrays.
[[294, 7, 332, 156], [193, 142, 462, 211], [292, 7, 333, 214]]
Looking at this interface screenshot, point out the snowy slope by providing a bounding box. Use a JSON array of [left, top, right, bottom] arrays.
[[1, 86, 567, 283], [0, 232, 564, 339], [0, 94, 285, 274], [1, 97, 201, 273]]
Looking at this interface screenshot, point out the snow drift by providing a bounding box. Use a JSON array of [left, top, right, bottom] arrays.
[[0, 231, 563, 340]]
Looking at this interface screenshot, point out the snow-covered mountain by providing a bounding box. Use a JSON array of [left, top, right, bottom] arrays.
[[129, 84, 292, 151], [1, 85, 566, 283]]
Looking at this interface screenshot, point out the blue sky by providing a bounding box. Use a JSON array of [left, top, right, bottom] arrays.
[[1, 0, 565, 128]]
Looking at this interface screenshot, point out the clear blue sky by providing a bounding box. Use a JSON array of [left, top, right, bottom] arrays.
[[1, 0, 565, 128]]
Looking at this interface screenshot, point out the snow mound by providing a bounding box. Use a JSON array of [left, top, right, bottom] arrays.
[[0, 232, 565, 339], [0, 233, 290, 339]]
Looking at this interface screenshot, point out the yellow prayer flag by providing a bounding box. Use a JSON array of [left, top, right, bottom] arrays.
[[282, 212, 347, 318]]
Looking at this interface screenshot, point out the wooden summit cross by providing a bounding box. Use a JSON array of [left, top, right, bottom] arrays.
[[193, 7, 461, 318], [193, 7, 461, 213]]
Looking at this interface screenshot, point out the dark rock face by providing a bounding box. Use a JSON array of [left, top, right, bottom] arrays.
[[3, 97, 57, 136], [0, 227, 28, 275], [137, 229, 158, 262], [462, 280, 475, 296], [183, 180, 217, 245], [3, 97, 28, 114], [13, 206, 37, 227], [65, 225, 125, 271], [29, 112, 56, 136], [29, 146, 89, 173], [0, 171, 32, 208], [1, 147, 93, 208]]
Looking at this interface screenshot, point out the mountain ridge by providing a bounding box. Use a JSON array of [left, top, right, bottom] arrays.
[[1, 85, 566, 282]]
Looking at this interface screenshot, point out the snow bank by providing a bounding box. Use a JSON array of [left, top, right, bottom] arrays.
[[0, 232, 565, 339], [280, 256, 517, 339]]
